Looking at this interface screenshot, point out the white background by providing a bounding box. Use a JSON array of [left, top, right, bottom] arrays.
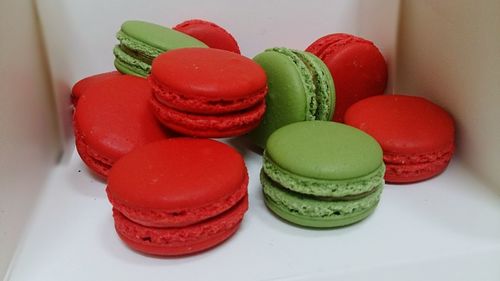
[[2, 0, 500, 280]]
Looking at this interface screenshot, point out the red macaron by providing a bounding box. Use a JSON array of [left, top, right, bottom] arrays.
[[73, 75, 168, 178], [345, 95, 455, 183], [149, 48, 267, 138], [106, 138, 249, 256], [173, 19, 241, 54], [306, 33, 388, 122], [71, 71, 122, 105]]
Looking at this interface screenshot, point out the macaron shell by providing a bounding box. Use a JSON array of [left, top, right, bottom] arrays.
[[249, 51, 309, 148], [150, 48, 266, 99], [265, 121, 383, 180], [120, 20, 207, 51], [345, 95, 455, 183], [107, 139, 247, 220], [71, 71, 122, 105], [306, 33, 387, 122], [113, 195, 248, 256], [322, 43, 387, 122], [173, 19, 240, 53], [114, 21, 207, 77], [74, 75, 167, 162], [345, 95, 455, 155]]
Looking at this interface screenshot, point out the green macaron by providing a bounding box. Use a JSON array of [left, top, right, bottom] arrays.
[[113, 20, 207, 77], [261, 121, 385, 228], [249, 47, 335, 148]]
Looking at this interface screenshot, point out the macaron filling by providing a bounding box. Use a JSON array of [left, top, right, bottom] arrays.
[[266, 48, 334, 121], [267, 48, 317, 120], [75, 136, 113, 174], [113, 30, 164, 77], [384, 144, 455, 165], [293, 51, 335, 120], [113, 46, 152, 76], [116, 30, 163, 61], [263, 152, 384, 197], [107, 173, 249, 227], [113, 195, 247, 249], [151, 96, 266, 137], [149, 75, 268, 114], [384, 144, 454, 179], [119, 44, 154, 65], [261, 171, 383, 220]]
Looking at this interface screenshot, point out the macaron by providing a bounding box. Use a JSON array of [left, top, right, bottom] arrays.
[[345, 95, 455, 183], [71, 71, 122, 105], [106, 138, 249, 256], [261, 121, 384, 228], [306, 33, 387, 122], [73, 75, 168, 178], [173, 19, 240, 54], [113, 20, 207, 77], [249, 47, 335, 148], [149, 48, 267, 138]]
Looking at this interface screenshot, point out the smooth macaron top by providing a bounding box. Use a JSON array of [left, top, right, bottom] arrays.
[[173, 19, 241, 54], [71, 71, 122, 105], [266, 121, 383, 180], [107, 138, 247, 211], [345, 95, 455, 155], [150, 48, 266, 99], [74, 75, 167, 161], [119, 20, 207, 52]]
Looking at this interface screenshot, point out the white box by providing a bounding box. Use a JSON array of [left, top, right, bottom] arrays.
[[1, 0, 500, 280]]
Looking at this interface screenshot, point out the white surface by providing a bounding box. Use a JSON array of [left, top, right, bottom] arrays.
[[5, 145, 500, 281], [0, 0, 60, 277], [35, 0, 400, 157], [396, 0, 500, 188], [6, 0, 500, 280]]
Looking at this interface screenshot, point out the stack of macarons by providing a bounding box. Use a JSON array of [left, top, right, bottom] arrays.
[[71, 17, 456, 256], [73, 19, 260, 255], [73, 19, 268, 177]]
